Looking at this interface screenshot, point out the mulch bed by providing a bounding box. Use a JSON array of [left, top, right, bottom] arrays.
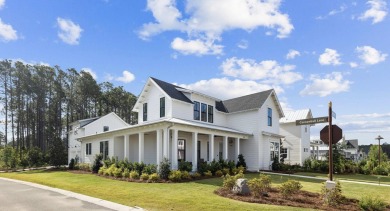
[[215, 187, 382, 211]]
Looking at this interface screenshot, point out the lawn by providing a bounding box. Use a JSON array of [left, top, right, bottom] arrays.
[[294, 172, 390, 185], [0, 170, 389, 210]]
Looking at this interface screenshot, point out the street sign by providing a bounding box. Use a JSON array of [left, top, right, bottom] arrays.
[[332, 111, 336, 119], [320, 125, 342, 145], [296, 117, 328, 126]]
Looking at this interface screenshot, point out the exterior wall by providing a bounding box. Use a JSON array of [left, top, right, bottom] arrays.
[[172, 100, 192, 120], [138, 82, 170, 124], [84, 113, 128, 136], [280, 123, 301, 165], [144, 133, 157, 165], [68, 123, 85, 164], [300, 125, 311, 164], [81, 138, 110, 164], [114, 136, 124, 160]]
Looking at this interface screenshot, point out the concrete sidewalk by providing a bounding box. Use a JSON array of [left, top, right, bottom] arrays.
[[0, 177, 144, 211], [260, 171, 390, 187]]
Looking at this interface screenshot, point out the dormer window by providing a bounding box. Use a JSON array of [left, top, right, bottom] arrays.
[[143, 103, 148, 121], [194, 101, 200, 120]]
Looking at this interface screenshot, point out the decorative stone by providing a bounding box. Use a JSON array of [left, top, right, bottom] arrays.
[[232, 178, 250, 195]]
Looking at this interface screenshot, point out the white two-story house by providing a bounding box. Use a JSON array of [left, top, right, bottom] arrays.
[[78, 77, 285, 171]]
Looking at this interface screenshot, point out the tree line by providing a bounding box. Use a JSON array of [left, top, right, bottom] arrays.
[[0, 59, 138, 160]]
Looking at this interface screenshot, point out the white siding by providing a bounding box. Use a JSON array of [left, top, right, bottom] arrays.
[[280, 123, 301, 165], [137, 82, 169, 124], [84, 113, 128, 136], [172, 100, 192, 120], [144, 133, 157, 165]]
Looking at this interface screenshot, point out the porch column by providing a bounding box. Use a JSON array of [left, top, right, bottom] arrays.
[[172, 129, 178, 170], [163, 127, 169, 159], [209, 134, 214, 162], [223, 136, 228, 160], [156, 129, 162, 165], [235, 137, 240, 162], [124, 135, 129, 160], [139, 132, 144, 162], [192, 132, 198, 172]]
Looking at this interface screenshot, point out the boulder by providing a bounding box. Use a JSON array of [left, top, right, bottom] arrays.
[[232, 178, 250, 195]]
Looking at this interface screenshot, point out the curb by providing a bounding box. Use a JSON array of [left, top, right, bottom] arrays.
[[0, 177, 144, 211]]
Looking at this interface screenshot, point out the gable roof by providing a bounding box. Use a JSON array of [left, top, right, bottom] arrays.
[[150, 77, 193, 104], [345, 139, 358, 149], [219, 90, 274, 113], [280, 109, 313, 123], [70, 116, 100, 128]]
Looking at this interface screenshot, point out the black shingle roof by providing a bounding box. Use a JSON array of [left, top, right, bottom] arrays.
[[219, 90, 274, 113], [150, 77, 193, 104]]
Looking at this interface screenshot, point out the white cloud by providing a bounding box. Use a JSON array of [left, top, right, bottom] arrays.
[[82, 68, 97, 80], [104, 73, 114, 81], [342, 112, 390, 119], [178, 77, 282, 100], [171, 37, 223, 56], [7, 58, 50, 66], [316, 4, 347, 20], [237, 39, 249, 49], [140, 0, 293, 55], [115, 70, 135, 83], [0, 18, 18, 42], [286, 49, 300, 60], [0, 0, 5, 9], [356, 45, 387, 65], [300, 72, 351, 97], [221, 57, 302, 85], [359, 0, 387, 24], [57, 17, 83, 45], [318, 48, 342, 65], [349, 62, 358, 68]]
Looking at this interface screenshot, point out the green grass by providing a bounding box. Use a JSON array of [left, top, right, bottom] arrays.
[[294, 172, 390, 185], [0, 170, 305, 211], [0, 170, 389, 210]]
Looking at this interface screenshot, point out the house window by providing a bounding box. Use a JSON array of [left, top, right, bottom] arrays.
[[178, 139, 186, 162], [103, 126, 109, 132], [267, 108, 272, 126], [207, 141, 210, 161], [201, 103, 207, 122], [160, 97, 165, 118], [270, 142, 279, 161], [208, 105, 213, 123], [303, 148, 309, 152], [194, 101, 200, 120], [280, 147, 288, 160], [86, 143, 92, 155], [100, 141, 109, 160], [143, 103, 147, 121]]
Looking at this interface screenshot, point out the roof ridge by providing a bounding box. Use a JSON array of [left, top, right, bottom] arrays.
[[223, 89, 274, 102]]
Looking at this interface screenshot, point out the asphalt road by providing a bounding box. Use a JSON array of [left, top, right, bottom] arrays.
[[0, 179, 113, 211]]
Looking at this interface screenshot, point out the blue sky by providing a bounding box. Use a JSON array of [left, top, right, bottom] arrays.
[[1, 0, 389, 145]]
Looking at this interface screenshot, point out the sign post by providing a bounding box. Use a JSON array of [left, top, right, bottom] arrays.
[[328, 102, 333, 181]]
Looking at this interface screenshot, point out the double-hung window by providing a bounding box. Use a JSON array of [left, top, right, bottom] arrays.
[[143, 103, 148, 121], [280, 147, 288, 160], [100, 141, 109, 159], [86, 143, 92, 155], [208, 105, 213, 123], [194, 101, 200, 120], [267, 108, 272, 126], [201, 103, 207, 122], [160, 97, 165, 118]]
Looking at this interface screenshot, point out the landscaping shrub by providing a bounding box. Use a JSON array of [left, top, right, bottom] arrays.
[[178, 161, 192, 172], [321, 181, 344, 206], [149, 173, 160, 182], [168, 170, 182, 182], [27, 147, 43, 167], [106, 164, 116, 176], [237, 166, 245, 173], [280, 180, 302, 198], [236, 154, 247, 169], [191, 172, 201, 179], [204, 170, 212, 177], [271, 155, 281, 171], [372, 165, 388, 176], [359, 195, 387, 211], [197, 161, 209, 175], [142, 164, 157, 175], [158, 158, 171, 180], [69, 158, 75, 170], [222, 171, 244, 190], [222, 168, 230, 175], [122, 168, 130, 178], [215, 170, 223, 177], [92, 154, 103, 173], [113, 167, 122, 178], [78, 163, 91, 172], [181, 171, 191, 180], [134, 162, 146, 175], [98, 166, 106, 175], [209, 160, 221, 175], [129, 170, 139, 179], [231, 167, 238, 175], [140, 173, 149, 181], [248, 174, 272, 197]]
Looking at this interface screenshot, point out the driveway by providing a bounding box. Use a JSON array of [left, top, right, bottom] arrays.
[[0, 178, 142, 211]]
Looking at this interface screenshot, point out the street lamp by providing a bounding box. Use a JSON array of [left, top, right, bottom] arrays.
[[375, 135, 384, 167]]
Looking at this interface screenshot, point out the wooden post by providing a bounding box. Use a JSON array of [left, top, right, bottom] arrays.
[[329, 102, 333, 181]]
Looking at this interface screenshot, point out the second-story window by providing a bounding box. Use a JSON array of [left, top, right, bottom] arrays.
[[143, 103, 148, 121], [160, 97, 165, 118], [208, 105, 213, 123], [201, 103, 207, 122], [268, 108, 272, 126], [194, 101, 200, 120], [103, 126, 109, 132]]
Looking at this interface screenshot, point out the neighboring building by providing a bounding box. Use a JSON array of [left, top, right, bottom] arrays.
[[280, 109, 313, 166], [342, 139, 359, 161], [310, 140, 330, 161], [310, 138, 361, 162], [77, 77, 285, 171], [67, 112, 129, 164]]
